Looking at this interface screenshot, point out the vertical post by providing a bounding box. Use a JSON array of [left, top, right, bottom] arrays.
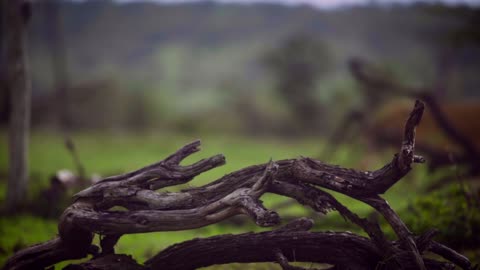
[[4, 0, 32, 212]]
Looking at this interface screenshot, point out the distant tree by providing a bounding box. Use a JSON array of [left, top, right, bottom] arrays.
[[422, 5, 480, 98], [3, 0, 32, 212], [262, 34, 331, 133]]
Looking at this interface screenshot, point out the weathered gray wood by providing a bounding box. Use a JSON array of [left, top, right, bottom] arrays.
[[4, 0, 32, 212], [146, 229, 382, 270], [3, 101, 474, 270], [63, 254, 145, 270], [2, 237, 95, 270]]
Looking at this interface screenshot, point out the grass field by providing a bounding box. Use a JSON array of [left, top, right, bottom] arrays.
[[0, 131, 459, 268]]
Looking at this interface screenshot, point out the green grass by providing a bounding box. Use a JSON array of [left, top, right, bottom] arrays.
[[0, 131, 452, 268]]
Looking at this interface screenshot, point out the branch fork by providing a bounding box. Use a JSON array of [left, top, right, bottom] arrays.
[[4, 101, 475, 270]]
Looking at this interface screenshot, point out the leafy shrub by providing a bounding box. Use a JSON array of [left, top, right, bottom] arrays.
[[401, 184, 480, 249]]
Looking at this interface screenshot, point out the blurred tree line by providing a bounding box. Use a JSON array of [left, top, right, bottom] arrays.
[[263, 34, 330, 135], [1, 1, 479, 136]]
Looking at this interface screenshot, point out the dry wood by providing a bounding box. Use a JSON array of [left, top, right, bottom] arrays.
[[4, 0, 32, 212], [147, 225, 381, 270], [3, 101, 474, 270]]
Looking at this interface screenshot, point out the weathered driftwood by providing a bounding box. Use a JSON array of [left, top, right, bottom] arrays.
[[3, 101, 474, 270]]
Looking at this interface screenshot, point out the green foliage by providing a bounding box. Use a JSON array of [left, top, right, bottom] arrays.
[[401, 184, 480, 249], [0, 215, 58, 264], [262, 34, 331, 133], [1, 132, 478, 267]]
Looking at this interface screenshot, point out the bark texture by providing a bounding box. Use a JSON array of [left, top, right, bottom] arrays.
[[3, 101, 474, 270], [4, 0, 32, 212]]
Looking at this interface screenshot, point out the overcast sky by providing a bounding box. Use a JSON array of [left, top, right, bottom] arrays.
[[115, 0, 480, 9]]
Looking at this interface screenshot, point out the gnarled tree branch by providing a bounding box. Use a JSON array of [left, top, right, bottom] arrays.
[[4, 101, 474, 270], [146, 219, 382, 270]]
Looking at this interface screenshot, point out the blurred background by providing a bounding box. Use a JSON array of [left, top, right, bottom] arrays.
[[1, 0, 480, 269]]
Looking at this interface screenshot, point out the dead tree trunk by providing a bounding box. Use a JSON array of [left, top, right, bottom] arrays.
[[3, 101, 475, 270], [3, 0, 32, 212]]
